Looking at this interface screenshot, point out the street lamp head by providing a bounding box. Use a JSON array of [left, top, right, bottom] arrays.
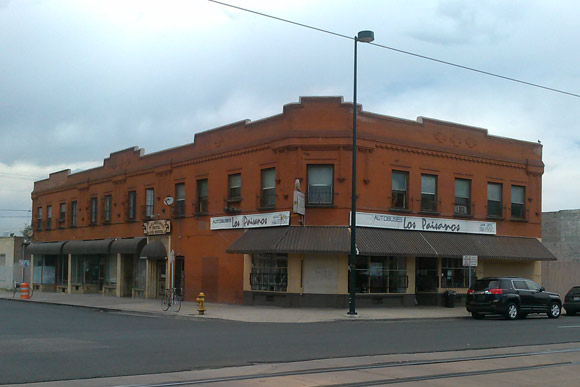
[[357, 30, 374, 43]]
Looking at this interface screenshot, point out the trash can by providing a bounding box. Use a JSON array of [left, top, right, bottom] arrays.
[[445, 290, 456, 308]]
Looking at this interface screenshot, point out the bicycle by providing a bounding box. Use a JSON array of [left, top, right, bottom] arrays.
[[161, 288, 181, 312], [12, 282, 33, 299]]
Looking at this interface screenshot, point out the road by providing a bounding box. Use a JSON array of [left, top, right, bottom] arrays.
[[2, 300, 580, 385]]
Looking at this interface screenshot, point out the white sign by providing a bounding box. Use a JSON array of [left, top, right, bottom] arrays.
[[293, 191, 305, 215], [19, 260, 30, 267], [354, 212, 496, 235], [211, 211, 290, 230], [463, 255, 478, 267]]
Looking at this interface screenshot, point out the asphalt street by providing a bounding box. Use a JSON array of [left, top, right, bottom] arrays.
[[2, 300, 580, 385]]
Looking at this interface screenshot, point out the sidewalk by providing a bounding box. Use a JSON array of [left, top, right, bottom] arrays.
[[0, 290, 469, 323]]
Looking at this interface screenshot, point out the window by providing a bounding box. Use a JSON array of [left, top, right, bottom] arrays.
[[454, 179, 471, 215], [391, 171, 409, 209], [103, 195, 112, 223], [71, 255, 99, 285], [70, 201, 77, 227], [57, 256, 68, 285], [354, 256, 408, 294], [145, 188, 154, 219], [46, 205, 52, 229], [59, 203, 66, 225], [487, 183, 502, 217], [127, 191, 136, 220], [511, 185, 525, 219], [307, 165, 333, 205], [175, 183, 185, 216], [90, 197, 98, 225], [420, 174, 437, 212], [441, 258, 476, 288], [260, 168, 276, 208], [250, 253, 288, 292], [36, 207, 42, 230], [228, 173, 241, 201], [105, 255, 117, 286], [196, 179, 208, 214]]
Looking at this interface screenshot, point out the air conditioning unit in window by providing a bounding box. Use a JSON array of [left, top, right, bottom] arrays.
[[454, 205, 468, 215]]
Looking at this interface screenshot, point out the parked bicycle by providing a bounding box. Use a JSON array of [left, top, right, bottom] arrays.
[[161, 288, 181, 312], [12, 282, 33, 299]]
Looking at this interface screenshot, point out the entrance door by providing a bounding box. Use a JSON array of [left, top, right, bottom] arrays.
[[174, 256, 185, 300], [416, 257, 438, 305], [157, 260, 166, 298], [121, 255, 134, 297]]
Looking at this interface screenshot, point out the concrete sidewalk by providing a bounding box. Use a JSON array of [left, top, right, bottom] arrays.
[[0, 290, 470, 323]]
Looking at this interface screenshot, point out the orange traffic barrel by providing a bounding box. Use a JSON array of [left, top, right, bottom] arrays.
[[20, 282, 30, 300]]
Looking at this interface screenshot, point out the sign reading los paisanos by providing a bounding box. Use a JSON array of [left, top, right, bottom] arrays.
[[354, 211, 496, 235], [211, 211, 290, 230]]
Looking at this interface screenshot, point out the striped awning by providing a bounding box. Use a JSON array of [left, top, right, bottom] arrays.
[[227, 226, 556, 261]]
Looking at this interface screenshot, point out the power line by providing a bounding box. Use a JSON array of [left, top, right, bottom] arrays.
[[0, 209, 32, 212], [209, 0, 580, 99], [0, 172, 42, 180]]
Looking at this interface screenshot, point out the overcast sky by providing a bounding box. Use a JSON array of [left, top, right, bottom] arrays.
[[1, 0, 579, 235]]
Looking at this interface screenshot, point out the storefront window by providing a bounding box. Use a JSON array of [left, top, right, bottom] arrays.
[[250, 253, 287, 292], [105, 255, 117, 286], [70, 255, 100, 285], [134, 258, 147, 290], [57, 256, 68, 285], [33, 255, 57, 285], [355, 256, 407, 294], [441, 257, 476, 288]]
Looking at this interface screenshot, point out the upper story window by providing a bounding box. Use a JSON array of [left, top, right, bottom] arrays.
[[175, 183, 185, 217], [127, 191, 136, 220], [103, 195, 112, 223], [36, 207, 42, 231], [46, 205, 52, 229], [511, 185, 525, 219], [59, 203, 66, 226], [228, 173, 241, 201], [196, 179, 208, 214], [307, 165, 333, 205], [454, 178, 471, 216], [420, 174, 437, 212], [391, 171, 409, 210], [90, 197, 98, 225], [145, 188, 154, 219], [70, 201, 77, 228], [487, 183, 502, 218], [261, 168, 276, 208]]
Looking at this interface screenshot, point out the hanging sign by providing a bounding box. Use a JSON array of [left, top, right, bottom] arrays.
[[211, 211, 290, 230], [293, 191, 305, 215], [143, 220, 171, 235]]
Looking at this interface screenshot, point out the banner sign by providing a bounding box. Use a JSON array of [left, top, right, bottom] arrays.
[[463, 255, 478, 267], [143, 220, 171, 235], [211, 211, 290, 230], [293, 191, 305, 215], [354, 211, 496, 235]]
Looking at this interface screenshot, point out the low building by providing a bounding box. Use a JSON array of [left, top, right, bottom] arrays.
[[0, 236, 29, 290], [28, 97, 555, 306]]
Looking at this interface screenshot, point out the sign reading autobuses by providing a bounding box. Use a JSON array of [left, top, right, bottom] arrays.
[[211, 211, 290, 230]]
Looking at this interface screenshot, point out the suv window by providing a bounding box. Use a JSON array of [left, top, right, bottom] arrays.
[[526, 280, 542, 291], [499, 279, 513, 290], [569, 287, 580, 296], [513, 280, 528, 290], [473, 279, 499, 291]]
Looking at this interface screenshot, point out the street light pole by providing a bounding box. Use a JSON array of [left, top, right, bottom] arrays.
[[349, 30, 374, 316]]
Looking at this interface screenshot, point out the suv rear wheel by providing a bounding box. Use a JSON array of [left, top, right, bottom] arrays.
[[471, 312, 484, 320], [505, 302, 519, 320], [548, 302, 561, 319]]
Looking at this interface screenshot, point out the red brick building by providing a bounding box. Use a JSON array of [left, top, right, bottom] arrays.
[[28, 97, 555, 306]]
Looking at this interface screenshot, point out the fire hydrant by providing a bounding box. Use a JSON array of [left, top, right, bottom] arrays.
[[196, 292, 206, 315]]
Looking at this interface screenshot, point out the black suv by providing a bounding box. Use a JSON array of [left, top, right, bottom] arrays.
[[466, 277, 562, 320]]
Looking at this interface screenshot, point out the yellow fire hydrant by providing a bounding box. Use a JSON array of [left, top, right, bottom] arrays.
[[196, 292, 206, 315]]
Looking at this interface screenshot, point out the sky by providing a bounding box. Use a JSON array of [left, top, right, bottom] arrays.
[[1, 0, 579, 235]]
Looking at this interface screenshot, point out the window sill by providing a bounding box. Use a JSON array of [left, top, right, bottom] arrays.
[[486, 216, 504, 220], [306, 204, 335, 208], [258, 206, 276, 211], [194, 212, 208, 217], [418, 210, 440, 216], [226, 198, 242, 204], [509, 218, 528, 223], [389, 208, 411, 213], [453, 213, 473, 219], [173, 213, 185, 219]]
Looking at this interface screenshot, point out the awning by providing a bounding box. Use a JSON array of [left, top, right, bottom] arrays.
[[226, 226, 349, 255], [140, 240, 167, 259], [110, 237, 147, 255], [227, 226, 556, 261], [26, 241, 67, 255], [63, 239, 115, 255]]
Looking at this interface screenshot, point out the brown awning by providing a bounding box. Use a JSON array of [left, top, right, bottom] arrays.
[[63, 239, 115, 255], [26, 241, 67, 255], [110, 237, 147, 255], [227, 226, 556, 261], [140, 240, 167, 259]]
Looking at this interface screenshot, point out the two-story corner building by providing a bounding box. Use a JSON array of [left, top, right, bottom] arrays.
[[28, 96, 555, 307]]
